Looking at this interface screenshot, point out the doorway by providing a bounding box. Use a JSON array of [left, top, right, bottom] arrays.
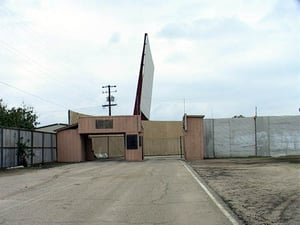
[[89, 134, 125, 160]]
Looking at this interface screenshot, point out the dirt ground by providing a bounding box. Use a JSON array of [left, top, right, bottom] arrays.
[[191, 157, 300, 225]]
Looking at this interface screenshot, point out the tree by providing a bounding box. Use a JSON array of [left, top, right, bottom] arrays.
[[0, 99, 9, 125], [0, 99, 39, 129], [233, 115, 245, 118]]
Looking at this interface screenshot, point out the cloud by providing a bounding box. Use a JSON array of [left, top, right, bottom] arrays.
[[109, 32, 121, 44], [0, 0, 299, 125]]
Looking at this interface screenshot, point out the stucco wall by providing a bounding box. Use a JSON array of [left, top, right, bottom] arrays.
[[184, 116, 204, 160], [57, 129, 85, 162], [78, 116, 141, 134]]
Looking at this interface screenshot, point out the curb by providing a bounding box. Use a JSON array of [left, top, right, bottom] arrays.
[[181, 161, 244, 225]]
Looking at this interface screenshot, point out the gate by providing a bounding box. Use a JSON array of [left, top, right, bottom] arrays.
[[90, 134, 125, 159], [143, 136, 184, 157]]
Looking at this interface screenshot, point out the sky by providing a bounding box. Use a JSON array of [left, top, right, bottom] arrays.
[[0, 0, 299, 126]]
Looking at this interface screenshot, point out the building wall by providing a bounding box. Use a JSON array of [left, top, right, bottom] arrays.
[[57, 115, 143, 162], [78, 116, 141, 134], [184, 116, 204, 160], [126, 143, 143, 161], [142, 121, 182, 156], [57, 129, 85, 162]]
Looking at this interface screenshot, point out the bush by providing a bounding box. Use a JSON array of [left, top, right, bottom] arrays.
[[16, 137, 33, 167]]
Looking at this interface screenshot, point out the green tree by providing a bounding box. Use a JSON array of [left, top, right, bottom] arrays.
[[0, 99, 8, 125], [0, 99, 39, 129]]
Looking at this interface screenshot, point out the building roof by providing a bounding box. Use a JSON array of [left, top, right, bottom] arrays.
[[35, 123, 68, 133]]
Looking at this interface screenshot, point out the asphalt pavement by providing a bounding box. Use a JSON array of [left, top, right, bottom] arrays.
[[0, 158, 236, 225]]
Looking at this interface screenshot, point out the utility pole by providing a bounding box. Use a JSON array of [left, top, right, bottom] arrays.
[[102, 85, 117, 116]]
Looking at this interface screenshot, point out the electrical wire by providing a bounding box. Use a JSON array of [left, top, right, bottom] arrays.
[[0, 80, 68, 109], [0, 5, 99, 103]]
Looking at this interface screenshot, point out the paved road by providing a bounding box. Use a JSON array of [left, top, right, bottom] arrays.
[[0, 159, 233, 225]]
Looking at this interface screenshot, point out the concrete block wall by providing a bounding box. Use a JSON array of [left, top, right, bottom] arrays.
[[256, 116, 300, 157], [204, 116, 300, 158], [205, 118, 255, 158]]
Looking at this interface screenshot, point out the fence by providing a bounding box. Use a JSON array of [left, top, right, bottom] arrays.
[[0, 126, 57, 168], [204, 116, 300, 158]]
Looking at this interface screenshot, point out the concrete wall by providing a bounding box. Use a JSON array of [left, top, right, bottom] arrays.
[[204, 116, 300, 158], [256, 116, 300, 156], [142, 121, 182, 156], [204, 118, 255, 158]]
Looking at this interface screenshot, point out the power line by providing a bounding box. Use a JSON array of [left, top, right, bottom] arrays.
[[0, 80, 68, 109], [0, 5, 121, 112], [0, 37, 97, 107], [0, 5, 50, 52], [0, 6, 97, 103]]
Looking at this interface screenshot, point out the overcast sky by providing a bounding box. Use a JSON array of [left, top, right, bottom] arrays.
[[0, 0, 299, 126]]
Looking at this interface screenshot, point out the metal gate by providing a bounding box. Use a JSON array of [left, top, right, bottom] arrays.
[[89, 134, 125, 159], [143, 136, 184, 157]]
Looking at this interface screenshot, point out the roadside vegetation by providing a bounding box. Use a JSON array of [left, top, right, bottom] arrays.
[[0, 99, 39, 129]]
